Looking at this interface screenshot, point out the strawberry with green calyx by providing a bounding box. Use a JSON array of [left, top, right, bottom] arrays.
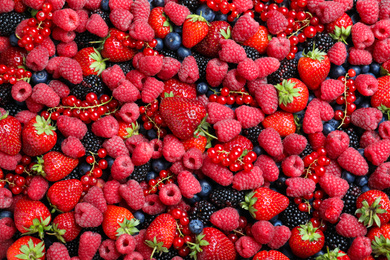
[[253, 250, 290, 260], [182, 13, 210, 48], [182, 133, 208, 153], [0, 111, 22, 156], [356, 190, 390, 227], [275, 78, 309, 113], [74, 47, 108, 76], [327, 13, 353, 44], [7, 236, 45, 260], [289, 222, 325, 258], [370, 235, 390, 259], [47, 223, 67, 243], [103, 205, 139, 240], [118, 121, 140, 139], [148, 7, 172, 39], [315, 247, 349, 260], [116, 217, 140, 237]]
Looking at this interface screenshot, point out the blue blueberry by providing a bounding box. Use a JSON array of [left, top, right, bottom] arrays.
[[323, 123, 335, 135], [173, 25, 182, 33], [153, 0, 165, 6], [147, 129, 157, 139], [366, 72, 376, 77], [206, 89, 215, 97], [187, 194, 201, 204], [79, 161, 92, 175], [215, 13, 227, 21], [152, 159, 167, 172], [370, 62, 381, 76], [361, 185, 370, 193], [154, 38, 164, 51], [349, 66, 361, 76], [361, 65, 370, 74], [31, 70, 49, 85], [9, 34, 19, 47], [355, 176, 368, 187], [359, 100, 371, 108], [342, 171, 355, 183], [273, 220, 283, 226], [198, 179, 213, 197], [196, 5, 215, 22], [133, 211, 145, 224], [0, 211, 12, 219], [358, 148, 365, 157], [329, 65, 347, 79], [105, 156, 115, 169], [333, 103, 344, 111], [295, 51, 304, 60], [354, 95, 364, 106], [177, 47, 192, 60], [146, 171, 158, 182], [196, 82, 208, 94], [189, 219, 204, 234], [252, 145, 263, 156], [164, 32, 182, 51], [270, 214, 278, 224], [101, 0, 109, 11]]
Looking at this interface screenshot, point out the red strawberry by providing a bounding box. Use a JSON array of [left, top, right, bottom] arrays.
[[182, 14, 209, 48], [262, 111, 296, 137], [298, 48, 331, 90], [74, 47, 108, 76], [243, 25, 269, 54], [222, 135, 253, 152], [0, 111, 21, 156], [193, 21, 232, 58], [182, 133, 208, 152], [275, 78, 309, 113], [52, 212, 82, 242], [188, 227, 236, 260], [102, 205, 138, 240], [0, 47, 27, 67], [315, 248, 349, 260], [326, 13, 353, 44], [145, 213, 177, 256], [148, 7, 172, 39], [372, 76, 390, 120], [356, 190, 390, 227], [22, 115, 57, 157], [289, 222, 325, 258], [118, 121, 139, 139], [253, 250, 290, 260], [162, 78, 197, 99], [367, 223, 390, 258], [7, 236, 45, 260], [14, 198, 51, 239], [241, 187, 289, 220], [47, 179, 83, 212], [101, 29, 137, 62], [32, 151, 79, 182], [160, 96, 207, 140]]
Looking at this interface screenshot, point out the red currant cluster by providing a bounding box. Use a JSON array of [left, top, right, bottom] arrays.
[[17, 3, 53, 51], [200, 0, 239, 22], [207, 144, 258, 172], [303, 147, 330, 183], [43, 94, 118, 122], [334, 69, 357, 128], [80, 149, 108, 194], [0, 155, 33, 195], [143, 170, 174, 195], [115, 31, 159, 54], [209, 87, 255, 106], [139, 100, 167, 138], [0, 65, 32, 85], [169, 208, 193, 257]]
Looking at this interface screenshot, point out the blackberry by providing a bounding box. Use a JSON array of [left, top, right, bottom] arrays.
[[159, 49, 180, 60], [209, 187, 245, 208], [141, 214, 158, 229], [189, 200, 217, 226], [63, 166, 82, 180], [130, 162, 151, 182], [300, 143, 313, 159], [343, 128, 360, 149], [2, 102, 23, 116], [90, 9, 110, 24], [303, 32, 335, 53], [180, 0, 200, 13], [324, 224, 349, 252], [193, 52, 210, 82], [342, 183, 362, 215], [279, 201, 310, 229], [155, 249, 179, 260], [0, 84, 12, 106], [74, 31, 102, 50], [267, 58, 298, 85], [106, 61, 134, 75], [81, 130, 104, 154], [50, 142, 62, 152], [243, 45, 262, 60], [65, 239, 79, 257], [243, 125, 263, 145], [0, 12, 27, 36], [71, 75, 104, 100]]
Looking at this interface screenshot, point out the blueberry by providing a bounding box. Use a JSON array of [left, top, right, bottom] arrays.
[[146, 171, 158, 182], [361, 185, 370, 193], [147, 129, 157, 139], [273, 220, 283, 226], [154, 38, 164, 51], [323, 123, 335, 135], [177, 47, 192, 60], [295, 51, 304, 60], [351, 13, 360, 24], [329, 65, 346, 79], [355, 176, 368, 187], [173, 25, 182, 33], [361, 65, 370, 74], [342, 171, 355, 183], [358, 148, 365, 157], [370, 62, 381, 76], [196, 5, 215, 22], [270, 214, 278, 223], [0, 211, 13, 219], [359, 100, 371, 108], [79, 160, 92, 175], [354, 95, 364, 106], [164, 32, 182, 51], [366, 72, 376, 77], [215, 13, 227, 21], [349, 66, 361, 76], [252, 145, 263, 156], [9, 34, 19, 47], [196, 82, 208, 94], [105, 156, 115, 169], [328, 119, 340, 128], [133, 211, 145, 224], [101, 0, 109, 11], [31, 70, 49, 85], [153, 0, 165, 6], [152, 159, 166, 172], [189, 219, 204, 234], [187, 194, 201, 204], [206, 89, 215, 97], [199, 179, 213, 197]]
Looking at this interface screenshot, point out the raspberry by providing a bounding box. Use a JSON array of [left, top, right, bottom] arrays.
[[61, 136, 85, 158], [78, 232, 101, 260], [150, 138, 163, 159], [142, 194, 166, 215], [109, 0, 131, 9], [116, 234, 136, 255], [131, 0, 150, 22], [337, 147, 369, 176], [176, 170, 201, 198], [235, 236, 262, 258], [0, 187, 13, 208], [235, 105, 264, 129], [373, 38, 390, 63], [379, 121, 390, 139], [255, 57, 280, 78], [110, 155, 133, 180], [132, 142, 153, 166], [325, 160, 342, 177], [336, 213, 367, 238], [85, 14, 109, 38], [307, 0, 324, 13], [320, 79, 345, 102], [348, 236, 372, 260], [0, 240, 13, 259], [319, 197, 344, 224], [266, 10, 288, 35], [132, 52, 144, 69], [92, 115, 119, 138], [352, 22, 375, 49], [124, 252, 143, 260], [83, 186, 107, 213], [205, 59, 229, 87], [26, 176, 48, 201], [283, 134, 307, 155], [325, 130, 350, 159], [237, 58, 259, 81], [51, 27, 76, 43], [254, 154, 279, 180], [129, 21, 155, 41], [157, 57, 181, 80], [53, 8, 80, 31], [134, 230, 154, 259], [267, 225, 291, 249], [327, 42, 347, 66], [0, 151, 21, 171], [57, 115, 87, 139], [0, 217, 16, 241], [222, 69, 246, 91], [319, 173, 350, 198], [219, 39, 247, 63], [125, 135, 148, 153], [46, 57, 66, 78], [266, 37, 290, 61], [214, 119, 242, 143], [251, 220, 275, 244], [74, 202, 104, 228], [56, 41, 78, 57], [210, 207, 240, 231], [315, 1, 345, 24], [164, 1, 190, 26], [99, 239, 121, 260], [202, 156, 234, 186], [380, 0, 390, 20], [232, 14, 259, 43], [335, 0, 353, 10], [0, 0, 14, 12], [281, 155, 304, 177], [285, 177, 316, 197], [158, 183, 182, 206], [255, 84, 278, 114], [303, 103, 323, 134], [118, 102, 139, 124], [67, 0, 86, 10], [11, 81, 32, 102], [25, 46, 49, 72], [31, 83, 60, 108], [110, 8, 133, 32], [58, 58, 83, 84], [182, 148, 203, 170], [138, 55, 163, 77], [368, 162, 390, 190], [178, 55, 200, 84], [348, 48, 373, 65], [46, 243, 71, 260], [22, 0, 44, 9], [113, 79, 140, 103], [357, 0, 379, 24], [141, 77, 164, 103], [162, 134, 185, 163], [103, 180, 121, 204], [14, 110, 36, 125], [257, 127, 283, 158], [25, 97, 44, 113], [360, 130, 381, 148], [232, 0, 253, 13], [102, 65, 125, 90], [126, 70, 146, 90], [364, 139, 390, 166], [351, 107, 383, 131], [232, 166, 264, 191], [354, 74, 378, 96]]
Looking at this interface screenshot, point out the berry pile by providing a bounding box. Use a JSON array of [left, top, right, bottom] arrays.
[[1, 0, 390, 259]]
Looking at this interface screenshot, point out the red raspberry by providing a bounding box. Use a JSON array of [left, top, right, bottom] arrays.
[[131, 0, 150, 22], [266, 37, 290, 61], [178, 56, 199, 84], [11, 81, 32, 102], [235, 236, 262, 258], [61, 136, 85, 158], [141, 77, 164, 103], [319, 197, 344, 224], [210, 207, 240, 232], [281, 155, 304, 177], [214, 119, 242, 143], [348, 236, 372, 260], [202, 156, 234, 186], [351, 107, 383, 131], [159, 183, 182, 206], [364, 139, 390, 166], [103, 136, 129, 158], [351, 22, 375, 49], [103, 180, 121, 204], [355, 74, 378, 96], [111, 155, 134, 180], [327, 42, 347, 66], [0, 187, 13, 208], [285, 177, 316, 197], [74, 202, 103, 228], [315, 1, 345, 24], [113, 79, 140, 103], [255, 57, 280, 78], [116, 234, 135, 255], [162, 134, 185, 163], [325, 130, 350, 159], [320, 79, 345, 102], [46, 243, 71, 260], [58, 58, 83, 84], [223, 69, 246, 91], [53, 8, 80, 31], [233, 166, 264, 191], [177, 171, 201, 198], [182, 148, 203, 170], [75, 9, 88, 33], [57, 115, 87, 139], [373, 38, 390, 63], [92, 115, 119, 138], [368, 162, 390, 190], [56, 41, 78, 57], [254, 154, 279, 183], [235, 105, 264, 129], [337, 147, 369, 176], [110, 9, 133, 31], [219, 39, 247, 64], [360, 130, 381, 148], [99, 239, 121, 260], [26, 46, 49, 72], [129, 21, 155, 41], [254, 84, 278, 115], [102, 65, 125, 90], [266, 10, 288, 35], [348, 48, 373, 65], [31, 83, 60, 108], [283, 133, 307, 155], [142, 194, 166, 215], [356, 0, 379, 24], [27, 176, 48, 201], [163, 1, 190, 26], [157, 57, 181, 80], [251, 220, 274, 244], [118, 102, 140, 124], [78, 232, 101, 260], [319, 173, 350, 198], [237, 58, 259, 81], [232, 14, 259, 42], [267, 225, 291, 249], [0, 151, 22, 171], [132, 142, 153, 166], [83, 186, 107, 213]]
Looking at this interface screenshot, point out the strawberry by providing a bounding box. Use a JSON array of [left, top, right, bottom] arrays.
[[162, 78, 197, 99], [289, 222, 325, 258], [101, 29, 137, 62], [372, 76, 390, 120], [188, 227, 236, 260], [74, 47, 108, 76], [241, 187, 289, 220], [298, 48, 331, 90], [182, 14, 209, 49], [262, 111, 296, 137], [160, 96, 207, 140], [32, 151, 79, 182], [118, 121, 139, 139], [0, 47, 27, 67], [253, 250, 290, 260], [102, 205, 139, 240], [145, 213, 177, 256], [148, 7, 172, 39], [47, 179, 83, 213], [22, 115, 57, 157], [275, 78, 309, 113], [14, 198, 51, 239], [182, 133, 208, 152], [222, 135, 253, 152], [0, 111, 21, 156], [52, 212, 82, 242], [327, 13, 353, 44], [367, 223, 390, 258], [316, 248, 350, 260], [243, 25, 269, 54], [7, 236, 45, 260], [356, 190, 390, 227], [193, 21, 232, 58]]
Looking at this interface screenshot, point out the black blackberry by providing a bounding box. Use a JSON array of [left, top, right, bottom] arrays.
[[130, 161, 151, 182], [342, 183, 362, 215], [90, 9, 110, 24], [0, 12, 27, 36], [267, 58, 298, 85], [180, 0, 200, 13], [279, 201, 310, 229], [243, 125, 263, 145], [50, 142, 62, 152], [65, 239, 79, 257], [63, 166, 82, 180], [343, 128, 360, 149], [209, 187, 245, 208], [303, 32, 336, 53], [106, 61, 134, 75], [193, 52, 210, 82], [159, 48, 180, 60], [71, 75, 104, 100], [324, 224, 349, 252], [81, 130, 104, 153], [2, 102, 23, 116], [300, 143, 313, 159], [155, 249, 179, 260], [189, 200, 217, 226], [141, 214, 158, 229], [0, 84, 12, 106], [243, 45, 262, 60], [74, 31, 102, 50]]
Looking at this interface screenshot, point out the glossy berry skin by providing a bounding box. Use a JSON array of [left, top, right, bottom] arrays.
[[0, 113, 21, 156], [103, 205, 135, 240], [7, 236, 45, 260], [182, 14, 209, 49], [262, 111, 296, 137], [74, 47, 106, 76], [148, 7, 172, 39], [145, 213, 177, 252], [289, 223, 325, 258], [189, 219, 204, 234], [356, 190, 390, 227], [101, 29, 137, 62], [276, 78, 309, 113], [243, 26, 269, 54], [14, 199, 51, 235], [372, 76, 390, 109], [196, 227, 236, 260], [298, 51, 331, 90], [47, 179, 83, 212], [253, 250, 290, 260]]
